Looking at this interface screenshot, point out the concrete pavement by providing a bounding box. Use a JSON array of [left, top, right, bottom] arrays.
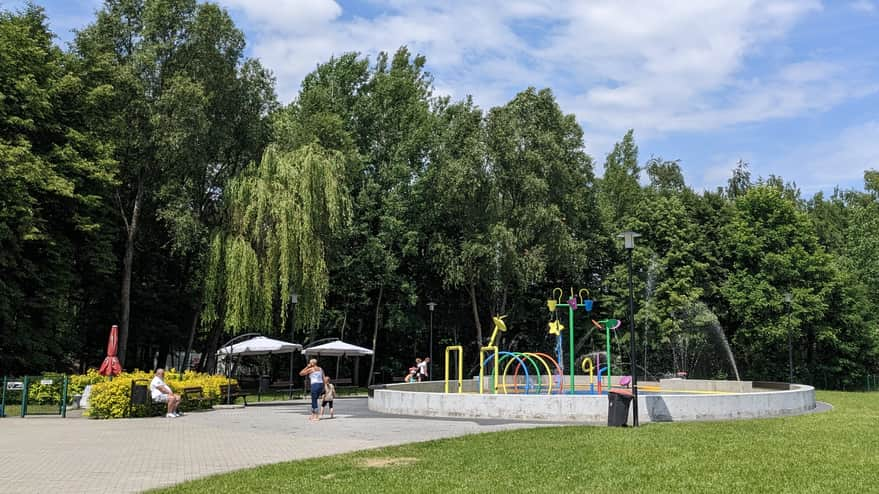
[[0, 397, 559, 493]]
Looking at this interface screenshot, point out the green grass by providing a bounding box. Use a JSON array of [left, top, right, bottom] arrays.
[[151, 391, 878, 494], [1, 404, 64, 416]]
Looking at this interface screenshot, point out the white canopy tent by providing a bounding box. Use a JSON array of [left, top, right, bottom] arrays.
[[303, 340, 373, 357], [216, 336, 303, 356], [303, 340, 373, 384], [216, 336, 303, 402]]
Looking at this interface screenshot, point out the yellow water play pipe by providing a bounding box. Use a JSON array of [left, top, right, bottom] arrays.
[[581, 357, 595, 389], [444, 346, 463, 394]]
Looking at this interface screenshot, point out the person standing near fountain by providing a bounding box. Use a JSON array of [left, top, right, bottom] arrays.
[[417, 357, 430, 381], [299, 359, 325, 421]]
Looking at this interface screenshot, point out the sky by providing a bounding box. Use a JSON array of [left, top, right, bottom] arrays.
[[6, 0, 879, 195]]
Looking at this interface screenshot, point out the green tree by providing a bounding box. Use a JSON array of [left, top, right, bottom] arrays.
[[722, 185, 835, 380], [416, 96, 493, 348], [0, 6, 116, 373], [74, 0, 276, 366], [202, 144, 349, 334], [598, 129, 641, 229], [483, 88, 605, 350]]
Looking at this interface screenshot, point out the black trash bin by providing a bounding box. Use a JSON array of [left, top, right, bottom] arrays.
[[607, 389, 633, 427], [258, 375, 271, 394]]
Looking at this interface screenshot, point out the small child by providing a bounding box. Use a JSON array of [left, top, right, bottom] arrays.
[[405, 367, 418, 383], [319, 375, 336, 419]]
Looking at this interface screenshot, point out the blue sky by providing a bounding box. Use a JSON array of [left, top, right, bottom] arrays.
[[6, 0, 879, 195]]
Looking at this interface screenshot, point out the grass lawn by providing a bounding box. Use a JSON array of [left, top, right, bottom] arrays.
[[151, 391, 877, 494]]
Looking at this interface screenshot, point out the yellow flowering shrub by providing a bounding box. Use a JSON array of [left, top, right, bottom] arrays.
[[84, 369, 236, 419], [87, 377, 134, 418], [69, 368, 107, 396]]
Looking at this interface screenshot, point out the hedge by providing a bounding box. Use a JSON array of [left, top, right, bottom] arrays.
[[86, 369, 236, 419]]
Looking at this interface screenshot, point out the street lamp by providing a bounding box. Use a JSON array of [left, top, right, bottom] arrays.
[[784, 292, 793, 384], [618, 230, 641, 427], [427, 301, 437, 380]]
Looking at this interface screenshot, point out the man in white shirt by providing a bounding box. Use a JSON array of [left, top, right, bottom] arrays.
[[150, 368, 181, 418], [417, 357, 430, 381]]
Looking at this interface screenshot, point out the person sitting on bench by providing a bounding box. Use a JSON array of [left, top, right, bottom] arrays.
[[150, 368, 181, 418]]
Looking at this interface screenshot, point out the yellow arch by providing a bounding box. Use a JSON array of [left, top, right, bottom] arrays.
[[501, 352, 553, 395]]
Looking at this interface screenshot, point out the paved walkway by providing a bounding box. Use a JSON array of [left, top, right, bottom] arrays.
[[0, 398, 558, 493]]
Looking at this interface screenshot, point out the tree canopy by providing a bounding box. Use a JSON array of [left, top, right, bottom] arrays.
[[1, 2, 877, 389]]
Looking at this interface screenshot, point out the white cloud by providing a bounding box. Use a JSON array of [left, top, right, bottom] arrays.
[[219, 0, 342, 31], [798, 121, 879, 189], [850, 0, 876, 13], [217, 0, 874, 164]]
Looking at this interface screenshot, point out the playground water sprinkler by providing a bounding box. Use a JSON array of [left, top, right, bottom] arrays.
[[443, 287, 623, 398], [488, 315, 507, 347]]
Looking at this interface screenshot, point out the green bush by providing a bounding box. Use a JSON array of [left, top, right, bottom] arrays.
[[85, 369, 236, 419]]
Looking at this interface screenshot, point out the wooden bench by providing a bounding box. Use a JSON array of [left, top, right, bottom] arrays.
[[333, 378, 353, 386], [218, 383, 247, 406], [182, 386, 206, 409]]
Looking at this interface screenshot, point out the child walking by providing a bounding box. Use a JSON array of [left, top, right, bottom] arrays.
[[319, 375, 336, 419]]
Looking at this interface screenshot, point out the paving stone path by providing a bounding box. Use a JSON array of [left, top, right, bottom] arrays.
[[0, 397, 558, 493]]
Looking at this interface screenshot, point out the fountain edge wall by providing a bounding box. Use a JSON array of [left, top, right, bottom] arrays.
[[368, 382, 817, 423]]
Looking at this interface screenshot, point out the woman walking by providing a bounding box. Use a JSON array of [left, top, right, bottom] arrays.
[[299, 359, 325, 421]]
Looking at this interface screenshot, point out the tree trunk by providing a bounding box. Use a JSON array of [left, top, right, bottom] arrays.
[[183, 305, 200, 371], [468, 282, 483, 352], [118, 180, 143, 368], [367, 284, 384, 386], [200, 325, 222, 373]]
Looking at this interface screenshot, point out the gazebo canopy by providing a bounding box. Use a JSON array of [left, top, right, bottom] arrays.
[[303, 340, 373, 357], [216, 336, 303, 356]]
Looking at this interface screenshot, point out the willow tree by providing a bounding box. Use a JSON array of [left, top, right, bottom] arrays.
[[202, 143, 350, 335]]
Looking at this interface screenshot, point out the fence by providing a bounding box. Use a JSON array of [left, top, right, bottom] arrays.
[[1, 375, 69, 418]]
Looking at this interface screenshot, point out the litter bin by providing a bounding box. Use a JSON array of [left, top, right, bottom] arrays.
[[607, 389, 633, 427], [258, 375, 271, 394]]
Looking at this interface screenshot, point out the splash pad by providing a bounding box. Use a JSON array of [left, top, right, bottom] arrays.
[[368, 287, 817, 423]]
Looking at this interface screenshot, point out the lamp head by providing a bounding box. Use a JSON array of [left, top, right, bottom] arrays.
[[618, 230, 641, 250]]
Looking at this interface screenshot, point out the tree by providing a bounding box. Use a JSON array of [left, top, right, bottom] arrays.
[[483, 88, 605, 351], [598, 129, 641, 229], [202, 144, 349, 333], [725, 160, 752, 199], [74, 0, 276, 366], [721, 185, 835, 380], [0, 6, 116, 373], [416, 96, 493, 349]]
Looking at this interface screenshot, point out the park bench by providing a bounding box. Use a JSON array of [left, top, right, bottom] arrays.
[[334, 377, 353, 386], [182, 386, 205, 409], [129, 379, 164, 417], [218, 383, 247, 406]]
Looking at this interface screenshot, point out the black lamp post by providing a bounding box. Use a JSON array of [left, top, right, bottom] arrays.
[[619, 230, 641, 427], [784, 292, 793, 384], [427, 301, 437, 380]]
